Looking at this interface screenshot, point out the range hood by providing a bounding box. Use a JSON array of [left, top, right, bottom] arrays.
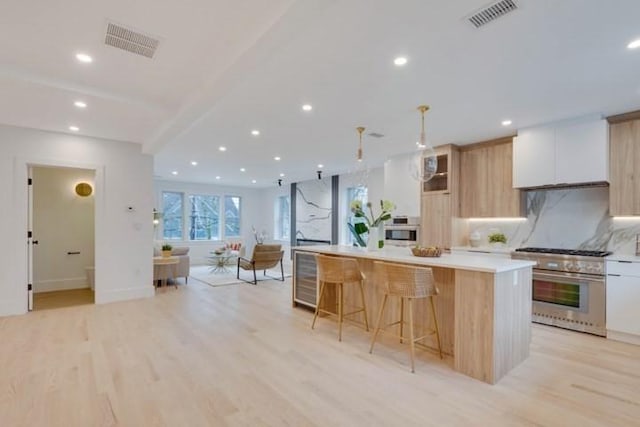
[[519, 181, 609, 191]]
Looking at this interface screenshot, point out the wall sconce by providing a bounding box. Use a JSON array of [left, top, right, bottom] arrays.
[[75, 182, 93, 197], [317, 170, 322, 180], [277, 179, 283, 187], [153, 208, 162, 226]]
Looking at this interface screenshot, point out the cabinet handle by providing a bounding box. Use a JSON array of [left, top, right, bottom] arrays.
[[617, 261, 633, 264], [607, 274, 621, 277]]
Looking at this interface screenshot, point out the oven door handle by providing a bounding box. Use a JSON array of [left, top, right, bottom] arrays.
[[534, 270, 605, 283]]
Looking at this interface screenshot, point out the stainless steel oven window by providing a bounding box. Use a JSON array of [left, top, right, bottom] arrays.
[[532, 271, 595, 313], [384, 228, 418, 241]]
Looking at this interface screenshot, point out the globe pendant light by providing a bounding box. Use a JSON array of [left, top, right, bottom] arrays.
[[414, 105, 438, 182]]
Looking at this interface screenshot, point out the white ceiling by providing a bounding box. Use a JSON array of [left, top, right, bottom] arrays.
[[2, 0, 640, 187]]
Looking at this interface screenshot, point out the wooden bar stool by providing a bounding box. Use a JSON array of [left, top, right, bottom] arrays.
[[311, 254, 369, 341], [369, 261, 443, 373]]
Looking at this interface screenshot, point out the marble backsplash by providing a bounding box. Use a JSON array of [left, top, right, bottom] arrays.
[[295, 177, 332, 242], [464, 187, 640, 255]]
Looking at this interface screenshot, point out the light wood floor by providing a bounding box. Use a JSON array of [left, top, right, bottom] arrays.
[[33, 288, 94, 310], [1, 279, 639, 426]]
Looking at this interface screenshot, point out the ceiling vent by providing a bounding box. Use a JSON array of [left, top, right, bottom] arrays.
[[367, 132, 385, 138], [105, 22, 159, 59], [467, 0, 518, 28]]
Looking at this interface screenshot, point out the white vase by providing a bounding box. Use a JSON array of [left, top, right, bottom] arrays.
[[367, 227, 379, 251]]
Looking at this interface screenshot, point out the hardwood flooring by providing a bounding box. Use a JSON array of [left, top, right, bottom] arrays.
[[1, 278, 639, 426], [33, 288, 94, 310]]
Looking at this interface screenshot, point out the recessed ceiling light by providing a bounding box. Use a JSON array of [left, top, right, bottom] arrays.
[[215, 176, 221, 180], [171, 171, 178, 176], [274, 156, 281, 161], [279, 173, 285, 177], [251, 130, 260, 136], [219, 146, 227, 152], [191, 161, 198, 166], [627, 39, 640, 49], [68, 126, 79, 132], [251, 179, 257, 184], [74, 101, 87, 108], [317, 164, 324, 169], [75, 53, 93, 63], [393, 56, 408, 66], [240, 168, 246, 172], [302, 104, 313, 111], [501, 120, 513, 126]]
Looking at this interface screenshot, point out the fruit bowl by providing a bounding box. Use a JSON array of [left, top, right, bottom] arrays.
[[411, 246, 443, 257]]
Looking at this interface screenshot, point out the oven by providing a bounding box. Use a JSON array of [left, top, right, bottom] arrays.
[[384, 217, 419, 247], [532, 270, 605, 336], [512, 247, 609, 337]]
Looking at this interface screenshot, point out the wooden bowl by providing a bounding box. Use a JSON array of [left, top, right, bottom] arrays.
[[411, 247, 443, 257]]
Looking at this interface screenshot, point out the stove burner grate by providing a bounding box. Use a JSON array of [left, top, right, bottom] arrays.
[[515, 247, 611, 257]]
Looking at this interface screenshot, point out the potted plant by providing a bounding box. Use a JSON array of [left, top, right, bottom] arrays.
[[161, 243, 173, 258], [488, 232, 507, 247]]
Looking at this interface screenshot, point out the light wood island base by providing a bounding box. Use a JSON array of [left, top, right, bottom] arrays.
[[293, 246, 534, 384]]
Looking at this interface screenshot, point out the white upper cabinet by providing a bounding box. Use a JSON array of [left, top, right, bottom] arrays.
[[555, 119, 608, 184], [384, 153, 420, 217], [513, 126, 556, 188], [513, 118, 609, 188]]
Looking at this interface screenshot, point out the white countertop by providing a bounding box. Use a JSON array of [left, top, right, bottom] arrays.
[[293, 245, 535, 273], [451, 245, 515, 255]]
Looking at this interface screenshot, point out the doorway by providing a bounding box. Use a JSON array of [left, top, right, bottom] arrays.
[[29, 166, 96, 310]]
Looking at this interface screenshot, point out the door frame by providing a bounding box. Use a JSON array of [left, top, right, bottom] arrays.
[[16, 156, 104, 314]]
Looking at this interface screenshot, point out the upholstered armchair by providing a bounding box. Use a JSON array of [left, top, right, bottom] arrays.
[[237, 244, 285, 285]]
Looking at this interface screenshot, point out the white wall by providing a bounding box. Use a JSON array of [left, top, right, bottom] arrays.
[[252, 185, 292, 256], [0, 124, 154, 316], [32, 167, 95, 293]]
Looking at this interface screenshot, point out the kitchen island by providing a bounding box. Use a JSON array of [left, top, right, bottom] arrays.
[[292, 245, 535, 384]]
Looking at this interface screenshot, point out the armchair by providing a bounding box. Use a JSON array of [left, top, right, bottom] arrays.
[[237, 244, 285, 285]]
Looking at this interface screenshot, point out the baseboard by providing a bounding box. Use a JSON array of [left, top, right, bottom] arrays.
[[95, 285, 154, 304], [607, 330, 640, 346], [0, 299, 27, 317], [34, 277, 88, 293]]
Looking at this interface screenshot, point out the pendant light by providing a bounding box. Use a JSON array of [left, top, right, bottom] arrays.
[[412, 105, 438, 182], [351, 126, 369, 187]]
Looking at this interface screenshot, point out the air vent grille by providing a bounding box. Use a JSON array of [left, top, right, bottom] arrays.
[[105, 22, 159, 58], [468, 0, 518, 28], [367, 132, 385, 138]]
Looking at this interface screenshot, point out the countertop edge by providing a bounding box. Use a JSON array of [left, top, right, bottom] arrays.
[[292, 245, 535, 273]]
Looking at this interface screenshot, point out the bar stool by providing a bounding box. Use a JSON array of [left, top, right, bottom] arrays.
[[311, 254, 369, 341], [369, 261, 443, 373]]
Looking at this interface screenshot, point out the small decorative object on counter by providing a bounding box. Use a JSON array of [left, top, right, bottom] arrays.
[[488, 232, 507, 246], [161, 243, 173, 258], [469, 230, 482, 247], [411, 245, 442, 257]]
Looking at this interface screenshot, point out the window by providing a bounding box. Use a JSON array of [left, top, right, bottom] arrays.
[[346, 186, 368, 245], [274, 195, 290, 240], [162, 191, 183, 240], [188, 194, 220, 240], [224, 196, 241, 237]]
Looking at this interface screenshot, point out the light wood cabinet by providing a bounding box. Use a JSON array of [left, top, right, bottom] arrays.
[[420, 145, 459, 249], [460, 138, 522, 218], [609, 119, 640, 216]]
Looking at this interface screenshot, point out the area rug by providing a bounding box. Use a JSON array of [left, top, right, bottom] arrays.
[[189, 265, 292, 288]]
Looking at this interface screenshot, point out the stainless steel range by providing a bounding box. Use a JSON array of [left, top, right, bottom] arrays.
[[511, 247, 611, 336]]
